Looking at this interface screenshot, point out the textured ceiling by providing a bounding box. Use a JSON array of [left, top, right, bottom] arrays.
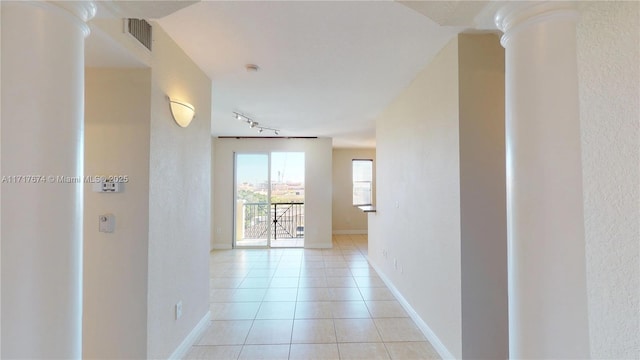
[[158, 1, 463, 147], [85, 1, 480, 147]]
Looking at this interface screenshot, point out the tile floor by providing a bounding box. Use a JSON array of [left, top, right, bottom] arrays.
[[236, 238, 305, 248], [186, 234, 440, 360]]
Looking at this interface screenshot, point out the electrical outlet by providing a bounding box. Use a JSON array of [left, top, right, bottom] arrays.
[[394, 258, 398, 270], [176, 301, 183, 320], [382, 249, 388, 258]]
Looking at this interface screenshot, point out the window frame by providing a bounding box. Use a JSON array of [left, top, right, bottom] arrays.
[[352, 159, 374, 206]]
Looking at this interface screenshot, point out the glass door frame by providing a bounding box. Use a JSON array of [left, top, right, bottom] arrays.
[[233, 152, 272, 248]]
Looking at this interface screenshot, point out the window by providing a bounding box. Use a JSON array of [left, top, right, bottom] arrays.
[[352, 159, 373, 206]]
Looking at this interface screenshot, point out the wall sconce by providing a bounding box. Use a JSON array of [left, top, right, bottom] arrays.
[[168, 97, 195, 128]]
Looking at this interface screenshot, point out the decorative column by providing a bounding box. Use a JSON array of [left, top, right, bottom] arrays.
[[495, 2, 590, 358], [1, 1, 95, 358]]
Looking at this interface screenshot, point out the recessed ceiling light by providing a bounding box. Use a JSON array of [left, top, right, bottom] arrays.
[[245, 64, 260, 72]]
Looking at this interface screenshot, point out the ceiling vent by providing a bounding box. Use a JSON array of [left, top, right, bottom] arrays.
[[126, 19, 152, 51]]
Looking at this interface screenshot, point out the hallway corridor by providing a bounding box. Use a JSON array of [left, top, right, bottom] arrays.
[[185, 235, 440, 359]]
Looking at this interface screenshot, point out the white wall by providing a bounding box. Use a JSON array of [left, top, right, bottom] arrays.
[[213, 137, 332, 249], [577, 2, 640, 358], [372, 5, 640, 358], [84, 68, 151, 359], [1, 4, 3, 355], [83, 22, 212, 359], [211, 137, 216, 252], [372, 38, 463, 358], [332, 148, 376, 234], [147, 25, 212, 359], [457, 34, 507, 360], [371, 34, 508, 359]]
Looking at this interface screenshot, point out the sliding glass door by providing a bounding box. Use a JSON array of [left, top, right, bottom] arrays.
[[270, 152, 305, 248], [234, 153, 270, 247], [234, 152, 305, 248]]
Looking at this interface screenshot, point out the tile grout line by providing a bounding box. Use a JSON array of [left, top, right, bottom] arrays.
[[201, 237, 428, 359], [287, 253, 303, 359]]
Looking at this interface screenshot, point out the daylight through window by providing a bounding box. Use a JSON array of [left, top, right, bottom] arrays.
[[352, 159, 373, 206]]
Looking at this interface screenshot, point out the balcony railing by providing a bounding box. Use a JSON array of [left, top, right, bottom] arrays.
[[239, 202, 304, 240]]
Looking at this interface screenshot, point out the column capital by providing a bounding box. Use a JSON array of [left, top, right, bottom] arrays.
[[53, 1, 96, 22], [52, 1, 96, 37], [494, 1, 579, 47]]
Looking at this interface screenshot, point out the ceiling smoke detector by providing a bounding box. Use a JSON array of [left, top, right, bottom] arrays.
[[245, 64, 260, 72]]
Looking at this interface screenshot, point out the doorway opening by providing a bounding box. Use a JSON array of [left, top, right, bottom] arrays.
[[234, 152, 305, 248]]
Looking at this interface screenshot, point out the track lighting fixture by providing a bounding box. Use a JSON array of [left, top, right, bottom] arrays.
[[233, 112, 281, 135]]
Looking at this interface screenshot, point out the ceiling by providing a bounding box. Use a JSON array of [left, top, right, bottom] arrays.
[[87, 1, 468, 148]]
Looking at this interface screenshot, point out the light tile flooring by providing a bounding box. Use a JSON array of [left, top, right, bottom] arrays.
[[236, 238, 305, 248], [186, 235, 440, 360]]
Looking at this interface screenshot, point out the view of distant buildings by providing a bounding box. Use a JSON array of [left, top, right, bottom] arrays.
[[238, 180, 305, 203], [237, 180, 306, 241]]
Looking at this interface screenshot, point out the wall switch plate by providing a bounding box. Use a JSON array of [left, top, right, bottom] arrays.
[[99, 214, 115, 233], [176, 301, 183, 320]]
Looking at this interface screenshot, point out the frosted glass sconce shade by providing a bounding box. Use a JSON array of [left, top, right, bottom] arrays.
[[168, 98, 195, 127]]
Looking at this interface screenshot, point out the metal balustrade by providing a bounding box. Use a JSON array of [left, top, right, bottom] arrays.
[[241, 202, 304, 240]]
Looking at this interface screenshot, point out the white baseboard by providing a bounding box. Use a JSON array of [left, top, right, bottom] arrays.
[[169, 311, 211, 360], [368, 259, 456, 360], [332, 230, 368, 235]]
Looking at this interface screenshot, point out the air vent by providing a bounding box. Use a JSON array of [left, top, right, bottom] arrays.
[[126, 19, 152, 51]]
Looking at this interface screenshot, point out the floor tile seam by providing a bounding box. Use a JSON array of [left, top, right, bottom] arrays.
[[331, 316, 339, 353], [335, 339, 343, 360], [287, 314, 295, 360], [370, 307, 392, 346], [380, 339, 394, 360], [242, 318, 257, 347], [287, 340, 385, 344], [383, 340, 430, 343], [338, 339, 388, 344]]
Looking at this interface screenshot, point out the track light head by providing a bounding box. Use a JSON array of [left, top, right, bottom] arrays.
[[232, 112, 279, 135]]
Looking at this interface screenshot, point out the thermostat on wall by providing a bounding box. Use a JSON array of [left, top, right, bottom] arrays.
[[92, 179, 123, 193]]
